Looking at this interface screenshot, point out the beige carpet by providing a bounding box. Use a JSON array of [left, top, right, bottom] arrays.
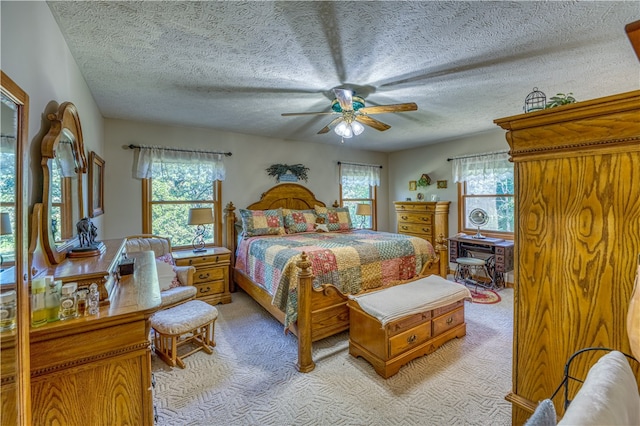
[[152, 288, 514, 425]]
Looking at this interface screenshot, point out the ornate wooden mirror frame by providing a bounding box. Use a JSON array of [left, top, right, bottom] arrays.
[[40, 102, 87, 264], [1, 70, 31, 425]]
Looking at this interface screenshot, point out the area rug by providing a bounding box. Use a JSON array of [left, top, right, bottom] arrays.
[[468, 286, 502, 304], [152, 289, 514, 425]]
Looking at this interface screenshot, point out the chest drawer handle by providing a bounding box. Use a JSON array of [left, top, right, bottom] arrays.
[[421, 217, 429, 221], [188, 259, 193, 265], [407, 334, 417, 344], [422, 228, 430, 232], [198, 272, 210, 280], [199, 286, 211, 294], [401, 215, 408, 220], [401, 226, 409, 230], [446, 317, 454, 325]]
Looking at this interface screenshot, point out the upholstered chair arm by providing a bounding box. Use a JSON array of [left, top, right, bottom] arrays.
[[174, 265, 195, 286]]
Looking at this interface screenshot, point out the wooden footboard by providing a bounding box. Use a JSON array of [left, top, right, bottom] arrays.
[[224, 197, 449, 373]]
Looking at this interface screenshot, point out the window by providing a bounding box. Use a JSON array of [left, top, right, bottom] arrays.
[[453, 151, 514, 237], [339, 162, 380, 230], [136, 147, 226, 248]]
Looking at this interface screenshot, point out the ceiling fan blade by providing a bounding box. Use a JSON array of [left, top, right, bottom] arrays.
[[358, 102, 418, 114], [281, 111, 337, 117], [356, 115, 391, 132], [333, 88, 353, 111], [318, 117, 344, 134]]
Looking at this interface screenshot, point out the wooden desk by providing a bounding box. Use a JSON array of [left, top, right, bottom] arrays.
[[448, 235, 514, 286]]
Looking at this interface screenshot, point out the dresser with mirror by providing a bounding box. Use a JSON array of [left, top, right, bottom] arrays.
[[24, 101, 161, 424]]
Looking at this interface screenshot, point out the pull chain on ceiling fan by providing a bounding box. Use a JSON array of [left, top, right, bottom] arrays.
[[282, 88, 418, 139]]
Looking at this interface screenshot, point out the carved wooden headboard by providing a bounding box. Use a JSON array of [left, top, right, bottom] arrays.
[[223, 184, 337, 262]]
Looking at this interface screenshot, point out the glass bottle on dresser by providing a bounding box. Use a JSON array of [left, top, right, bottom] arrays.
[[59, 282, 78, 320], [31, 277, 48, 327]]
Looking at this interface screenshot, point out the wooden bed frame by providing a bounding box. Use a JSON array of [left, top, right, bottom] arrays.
[[223, 183, 449, 372]]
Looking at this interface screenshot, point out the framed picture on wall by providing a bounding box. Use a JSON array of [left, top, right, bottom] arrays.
[[88, 151, 105, 217], [409, 181, 417, 191]]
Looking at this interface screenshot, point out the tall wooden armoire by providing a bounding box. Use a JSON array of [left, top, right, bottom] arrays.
[[494, 90, 640, 425]]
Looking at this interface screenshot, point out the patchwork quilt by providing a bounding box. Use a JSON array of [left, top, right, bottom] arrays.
[[235, 230, 436, 328]]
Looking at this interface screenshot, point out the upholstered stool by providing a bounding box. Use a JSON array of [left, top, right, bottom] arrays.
[[454, 256, 494, 289], [150, 300, 218, 368]]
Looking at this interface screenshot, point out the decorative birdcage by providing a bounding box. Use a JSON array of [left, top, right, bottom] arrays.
[[524, 87, 546, 113]]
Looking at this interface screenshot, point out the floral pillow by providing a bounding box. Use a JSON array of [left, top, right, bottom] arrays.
[[282, 208, 317, 234], [239, 208, 286, 238], [314, 205, 353, 231], [155, 259, 181, 291]]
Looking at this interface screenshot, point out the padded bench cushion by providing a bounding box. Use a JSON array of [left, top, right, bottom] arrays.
[[151, 300, 218, 335], [349, 275, 471, 326]]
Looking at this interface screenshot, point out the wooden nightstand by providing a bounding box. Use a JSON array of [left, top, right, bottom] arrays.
[[172, 247, 232, 305]]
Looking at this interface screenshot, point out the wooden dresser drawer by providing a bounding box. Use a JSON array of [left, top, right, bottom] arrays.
[[433, 307, 464, 337], [397, 212, 433, 225], [389, 322, 432, 358], [433, 300, 464, 317], [193, 267, 224, 284], [397, 223, 432, 235], [387, 310, 431, 336], [195, 280, 225, 297], [175, 252, 230, 267]]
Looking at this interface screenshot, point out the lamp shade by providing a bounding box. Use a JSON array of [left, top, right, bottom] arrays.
[[356, 204, 372, 216], [0, 212, 12, 235], [187, 207, 214, 225]]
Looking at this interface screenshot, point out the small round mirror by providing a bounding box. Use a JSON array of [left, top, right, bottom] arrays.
[[469, 208, 489, 239]]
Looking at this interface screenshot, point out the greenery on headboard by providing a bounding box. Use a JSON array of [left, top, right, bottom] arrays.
[[266, 164, 309, 182]]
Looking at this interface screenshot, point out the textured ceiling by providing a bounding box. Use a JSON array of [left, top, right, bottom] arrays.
[[47, 1, 640, 152]]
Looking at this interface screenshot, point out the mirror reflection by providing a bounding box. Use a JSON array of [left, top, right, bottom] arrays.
[[50, 132, 81, 246], [0, 92, 17, 285]]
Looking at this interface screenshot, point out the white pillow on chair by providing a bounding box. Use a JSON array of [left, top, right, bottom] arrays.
[[155, 259, 179, 292], [558, 351, 640, 425]]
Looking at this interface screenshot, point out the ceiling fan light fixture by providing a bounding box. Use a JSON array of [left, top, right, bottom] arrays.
[[352, 120, 365, 135]]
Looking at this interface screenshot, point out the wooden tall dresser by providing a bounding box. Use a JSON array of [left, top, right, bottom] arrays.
[[393, 201, 450, 245], [495, 90, 640, 424]]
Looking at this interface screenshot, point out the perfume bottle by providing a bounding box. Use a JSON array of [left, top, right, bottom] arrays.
[[45, 279, 62, 322], [88, 283, 99, 315], [59, 282, 78, 320], [31, 277, 48, 327], [0, 290, 17, 331]]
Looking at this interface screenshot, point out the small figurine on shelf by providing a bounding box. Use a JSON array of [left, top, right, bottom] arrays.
[[68, 217, 105, 258]]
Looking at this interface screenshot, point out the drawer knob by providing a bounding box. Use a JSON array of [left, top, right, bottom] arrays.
[[401, 226, 409, 230], [401, 215, 408, 220], [407, 334, 417, 344], [188, 259, 193, 265], [422, 228, 430, 232], [446, 317, 453, 325], [200, 287, 211, 294], [421, 217, 428, 221], [199, 273, 210, 280]]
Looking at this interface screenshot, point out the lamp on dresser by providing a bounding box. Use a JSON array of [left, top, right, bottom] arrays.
[[356, 203, 371, 229], [187, 207, 214, 252]]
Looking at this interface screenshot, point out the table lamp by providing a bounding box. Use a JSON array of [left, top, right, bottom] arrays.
[[356, 204, 371, 229], [187, 207, 213, 252], [0, 212, 12, 270]]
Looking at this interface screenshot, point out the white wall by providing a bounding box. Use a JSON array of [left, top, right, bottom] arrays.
[[1, 2, 105, 231], [388, 129, 510, 235], [103, 119, 391, 238]]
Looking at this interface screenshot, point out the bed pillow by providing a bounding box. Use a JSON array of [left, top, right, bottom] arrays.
[[314, 205, 353, 231], [239, 208, 286, 237], [283, 208, 317, 234]]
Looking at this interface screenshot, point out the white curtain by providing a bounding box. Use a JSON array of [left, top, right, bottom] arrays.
[[452, 151, 510, 183], [340, 163, 381, 187], [133, 146, 226, 180]]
